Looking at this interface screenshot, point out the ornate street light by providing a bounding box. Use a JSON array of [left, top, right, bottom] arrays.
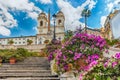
[[52, 14, 57, 41]]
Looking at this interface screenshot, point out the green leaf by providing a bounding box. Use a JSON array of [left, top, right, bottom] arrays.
[[118, 76, 120, 80], [95, 75, 101, 80], [107, 77, 111, 80]]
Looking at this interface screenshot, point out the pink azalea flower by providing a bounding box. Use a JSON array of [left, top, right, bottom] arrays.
[[112, 62, 118, 68], [79, 74, 83, 80], [73, 53, 82, 60], [104, 60, 109, 68], [89, 61, 98, 67]]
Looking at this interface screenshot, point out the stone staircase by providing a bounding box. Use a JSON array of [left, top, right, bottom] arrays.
[[0, 57, 60, 80]]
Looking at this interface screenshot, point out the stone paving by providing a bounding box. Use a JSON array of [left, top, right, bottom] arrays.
[[0, 57, 59, 80], [104, 47, 120, 58]]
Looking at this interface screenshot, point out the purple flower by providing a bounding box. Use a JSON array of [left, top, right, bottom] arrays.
[[64, 65, 68, 70], [48, 52, 53, 61], [87, 54, 99, 63], [104, 60, 109, 68], [68, 50, 73, 54], [79, 74, 83, 80], [73, 53, 82, 60], [96, 43, 100, 46], [81, 44, 85, 49], [56, 50, 62, 60], [115, 53, 120, 59], [89, 61, 98, 67], [112, 62, 118, 68], [56, 61, 60, 65], [63, 55, 67, 60], [91, 45, 94, 48]]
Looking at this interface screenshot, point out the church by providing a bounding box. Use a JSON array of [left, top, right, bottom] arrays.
[[0, 10, 65, 45]]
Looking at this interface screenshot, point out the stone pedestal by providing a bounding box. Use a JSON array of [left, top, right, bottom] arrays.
[[50, 59, 58, 75], [60, 71, 79, 80]]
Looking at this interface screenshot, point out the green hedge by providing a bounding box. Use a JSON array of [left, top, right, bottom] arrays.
[[0, 48, 40, 63]]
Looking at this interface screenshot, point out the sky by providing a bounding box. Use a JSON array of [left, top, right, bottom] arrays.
[[0, 0, 120, 38]]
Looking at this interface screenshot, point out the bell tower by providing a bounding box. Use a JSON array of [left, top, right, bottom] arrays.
[[37, 12, 47, 34], [56, 11, 65, 27]]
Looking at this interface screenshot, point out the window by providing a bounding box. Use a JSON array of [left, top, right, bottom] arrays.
[[19, 42, 21, 44], [40, 21, 43, 26], [58, 20, 62, 25]]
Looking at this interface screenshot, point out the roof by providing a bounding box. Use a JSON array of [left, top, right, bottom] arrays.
[[82, 27, 100, 32], [56, 11, 64, 17], [0, 35, 36, 39]]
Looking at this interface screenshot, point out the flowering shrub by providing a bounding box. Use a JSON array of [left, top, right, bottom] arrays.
[[82, 52, 120, 80], [46, 40, 61, 61], [49, 33, 107, 74]]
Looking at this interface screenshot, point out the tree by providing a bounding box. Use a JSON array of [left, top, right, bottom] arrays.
[[81, 9, 91, 33], [27, 39, 33, 45], [8, 40, 14, 45]]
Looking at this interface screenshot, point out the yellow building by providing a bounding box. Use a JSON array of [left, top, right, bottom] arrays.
[[102, 10, 119, 40]]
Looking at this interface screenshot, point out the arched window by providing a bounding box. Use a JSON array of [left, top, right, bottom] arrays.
[[40, 21, 43, 26], [58, 20, 62, 25]]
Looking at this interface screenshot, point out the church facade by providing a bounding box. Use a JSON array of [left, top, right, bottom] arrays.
[[0, 11, 65, 45]]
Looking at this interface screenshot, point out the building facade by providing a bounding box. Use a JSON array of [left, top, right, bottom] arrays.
[[101, 10, 119, 40], [86, 27, 101, 36], [81, 27, 102, 37], [0, 11, 65, 46]]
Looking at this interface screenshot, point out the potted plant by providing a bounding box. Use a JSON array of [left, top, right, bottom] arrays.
[[0, 56, 2, 64], [44, 40, 49, 44], [9, 54, 16, 64]]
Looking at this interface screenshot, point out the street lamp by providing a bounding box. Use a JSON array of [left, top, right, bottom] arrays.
[[52, 14, 56, 41]]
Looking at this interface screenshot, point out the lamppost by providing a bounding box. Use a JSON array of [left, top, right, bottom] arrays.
[[52, 14, 56, 41]]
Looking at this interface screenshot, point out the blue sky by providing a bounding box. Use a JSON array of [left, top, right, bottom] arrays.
[[0, 0, 120, 38]]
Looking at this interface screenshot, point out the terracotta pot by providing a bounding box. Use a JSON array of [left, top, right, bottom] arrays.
[[67, 63, 73, 71], [9, 58, 16, 64], [76, 56, 88, 70], [0, 59, 2, 64]]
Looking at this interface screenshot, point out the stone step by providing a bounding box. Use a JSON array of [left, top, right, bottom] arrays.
[[18, 57, 49, 64], [0, 57, 59, 80], [0, 70, 51, 73], [0, 73, 52, 77], [0, 67, 50, 70], [0, 76, 60, 80], [1, 65, 50, 68], [2, 64, 50, 66]]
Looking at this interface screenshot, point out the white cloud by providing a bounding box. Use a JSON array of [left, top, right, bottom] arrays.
[[0, 26, 10, 36], [56, 0, 97, 31], [32, 27, 38, 33], [107, 0, 120, 12], [107, 3, 114, 12], [100, 16, 107, 27], [0, 0, 41, 36], [88, 0, 97, 10], [36, 0, 52, 4]]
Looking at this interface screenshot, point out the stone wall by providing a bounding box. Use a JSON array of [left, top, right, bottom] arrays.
[[0, 44, 46, 52]]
